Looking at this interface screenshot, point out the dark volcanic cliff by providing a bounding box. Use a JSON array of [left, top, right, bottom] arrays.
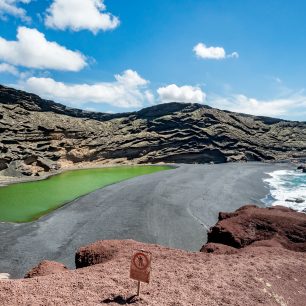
[[0, 84, 305, 177]]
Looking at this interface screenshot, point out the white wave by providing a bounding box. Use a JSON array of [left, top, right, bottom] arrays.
[[263, 169, 306, 212]]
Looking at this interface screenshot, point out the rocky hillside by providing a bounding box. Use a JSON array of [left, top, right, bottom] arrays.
[[1, 84, 305, 177]]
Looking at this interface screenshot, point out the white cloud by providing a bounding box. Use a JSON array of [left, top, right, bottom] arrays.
[[0, 0, 31, 21], [228, 51, 239, 59], [115, 69, 147, 87], [210, 92, 306, 117], [21, 70, 151, 108], [0, 27, 86, 71], [144, 90, 155, 104], [274, 77, 282, 84], [193, 42, 239, 60], [0, 63, 19, 75], [45, 0, 120, 33], [157, 84, 206, 104], [84, 107, 97, 112]]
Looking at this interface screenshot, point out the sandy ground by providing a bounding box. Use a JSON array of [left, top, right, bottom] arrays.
[[0, 240, 305, 306], [0, 162, 293, 278]]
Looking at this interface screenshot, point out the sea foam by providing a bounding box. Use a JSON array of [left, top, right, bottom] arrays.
[[262, 169, 306, 212]]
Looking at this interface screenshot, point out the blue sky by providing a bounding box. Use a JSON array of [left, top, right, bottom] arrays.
[[0, 0, 305, 120]]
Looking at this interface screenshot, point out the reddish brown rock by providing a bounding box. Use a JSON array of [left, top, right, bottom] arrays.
[[24, 260, 68, 278], [1, 239, 306, 305], [1, 206, 306, 305], [206, 205, 306, 252], [75, 240, 119, 268], [200, 242, 238, 254]]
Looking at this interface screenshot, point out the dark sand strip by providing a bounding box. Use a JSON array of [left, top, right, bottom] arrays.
[[0, 162, 292, 278]]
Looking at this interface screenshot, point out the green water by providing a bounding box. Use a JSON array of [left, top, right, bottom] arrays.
[[0, 165, 171, 223]]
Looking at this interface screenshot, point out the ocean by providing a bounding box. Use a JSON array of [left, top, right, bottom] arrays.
[[262, 169, 306, 212]]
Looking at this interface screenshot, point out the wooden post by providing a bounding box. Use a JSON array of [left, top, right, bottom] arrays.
[[137, 281, 141, 296]]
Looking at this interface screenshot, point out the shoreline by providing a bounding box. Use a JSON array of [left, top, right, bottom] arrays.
[[0, 158, 300, 187], [261, 167, 306, 212], [0, 162, 295, 278], [0, 164, 174, 224], [0, 161, 176, 187]]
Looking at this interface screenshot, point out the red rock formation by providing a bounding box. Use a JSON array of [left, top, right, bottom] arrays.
[[200, 242, 238, 254], [1, 239, 305, 305], [204, 205, 306, 253], [1, 206, 306, 305], [24, 260, 68, 278]]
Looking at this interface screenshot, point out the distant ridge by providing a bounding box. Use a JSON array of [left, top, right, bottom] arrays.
[[0, 84, 305, 177], [0, 84, 294, 123], [0, 84, 128, 121]]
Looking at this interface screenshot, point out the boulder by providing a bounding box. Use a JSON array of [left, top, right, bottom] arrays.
[[0, 158, 9, 171], [286, 198, 304, 204], [36, 157, 57, 171], [0, 273, 10, 280], [24, 260, 68, 278], [200, 243, 238, 254], [1, 160, 33, 177], [205, 205, 306, 252], [297, 164, 306, 173], [75, 240, 119, 268], [23, 156, 37, 165]]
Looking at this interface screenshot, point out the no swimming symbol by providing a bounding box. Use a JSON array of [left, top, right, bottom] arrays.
[[130, 250, 152, 296]]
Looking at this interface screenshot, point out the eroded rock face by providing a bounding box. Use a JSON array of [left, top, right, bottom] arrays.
[[1, 84, 306, 177], [204, 205, 306, 253], [24, 260, 68, 278], [75, 240, 119, 268]]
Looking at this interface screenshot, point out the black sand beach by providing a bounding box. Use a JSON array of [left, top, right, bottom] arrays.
[[0, 162, 293, 278]]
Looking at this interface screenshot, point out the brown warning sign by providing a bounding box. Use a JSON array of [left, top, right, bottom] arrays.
[[130, 250, 152, 284]]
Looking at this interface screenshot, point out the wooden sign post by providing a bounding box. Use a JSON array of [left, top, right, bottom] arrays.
[[130, 250, 152, 296]]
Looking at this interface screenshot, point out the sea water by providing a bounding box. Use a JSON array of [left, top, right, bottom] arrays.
[[262, 169, 306, 212]]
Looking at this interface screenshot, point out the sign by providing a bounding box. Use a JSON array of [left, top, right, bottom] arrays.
[[130, 250, 152, 284]]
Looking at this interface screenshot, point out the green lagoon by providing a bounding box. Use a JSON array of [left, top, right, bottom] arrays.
[[0, 165, 171, 223]]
